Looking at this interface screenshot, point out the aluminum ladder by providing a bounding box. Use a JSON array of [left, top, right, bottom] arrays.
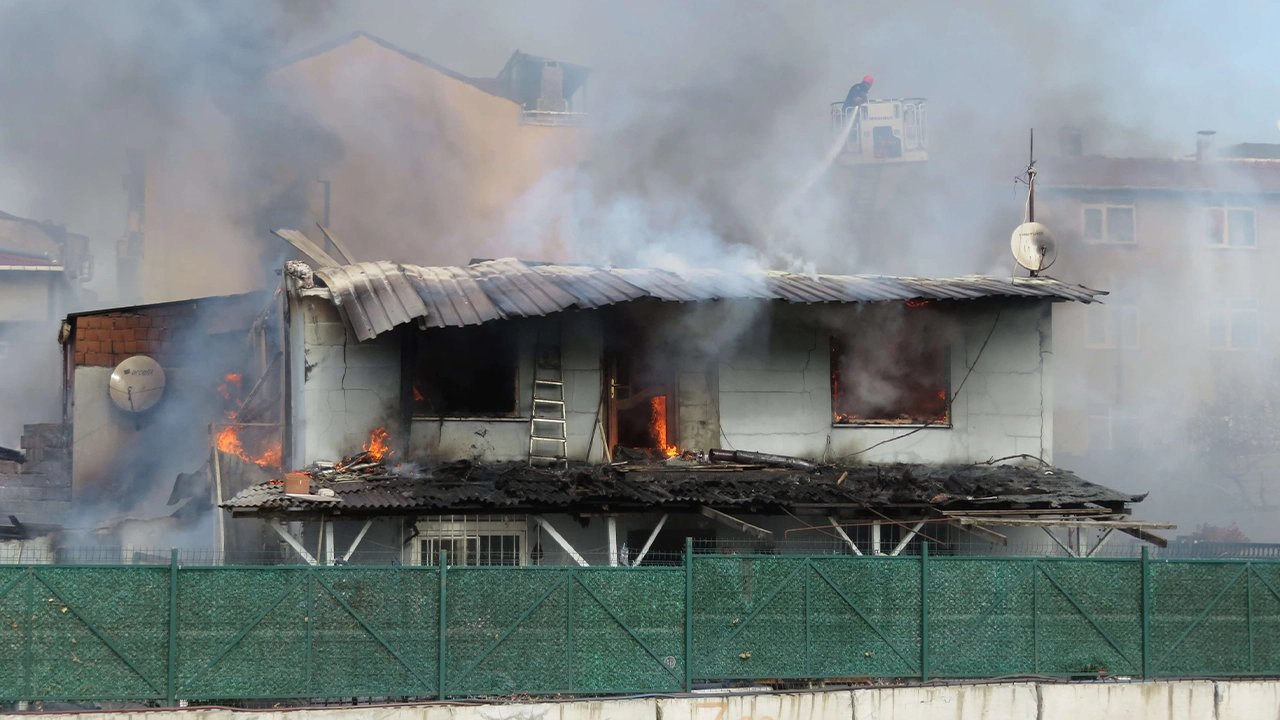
[[528, 340, 568, 466]]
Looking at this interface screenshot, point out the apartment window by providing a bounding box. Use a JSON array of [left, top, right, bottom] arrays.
[[1209, 299, 1258, 350], [409, 324, 518, 417], [831, 324, 950, 425], [1205, 206, 1256, 248], [1086, 403, 1140, 452], [1084, 303, 1139, 349], [410, 516, 527, 566], [1082, 204, 1135, 244]]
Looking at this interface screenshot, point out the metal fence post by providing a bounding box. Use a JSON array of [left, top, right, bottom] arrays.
[[920, 542, 930, 681], [438, 549, 447, 700], [1141, 546, 1150, 679], [684, 537, 694, 692], [167, 548, 179, 706]]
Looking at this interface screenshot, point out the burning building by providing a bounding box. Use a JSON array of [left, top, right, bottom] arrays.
[[219, 255, 1167, 566]]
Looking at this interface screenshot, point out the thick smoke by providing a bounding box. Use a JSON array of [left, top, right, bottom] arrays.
[[2, 1, 1279, 544]]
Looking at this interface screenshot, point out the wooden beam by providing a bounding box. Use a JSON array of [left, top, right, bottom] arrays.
[[949, 521, 1008, 546], [315, 223, 357, 265], [1119, 526, 1170, 548], [952, 517, 1176, 529], [632, 514, 668, 566], [534, 516, 589, 566], [272, 229, 341, 268], [700, 506, 773, 540]]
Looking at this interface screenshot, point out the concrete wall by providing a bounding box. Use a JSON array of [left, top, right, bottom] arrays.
[[718, 302, 1052, 464], [292, 299, 1055, 467], [293, 295, 402, 465], [15, 681, 1280, 720]]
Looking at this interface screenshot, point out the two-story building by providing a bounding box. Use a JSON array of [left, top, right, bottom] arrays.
[[220, 257, 1164, 566]]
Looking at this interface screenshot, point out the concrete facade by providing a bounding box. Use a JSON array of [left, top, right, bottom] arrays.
[[11, 681, 1280, 720], [290, 293, 1054, 469]]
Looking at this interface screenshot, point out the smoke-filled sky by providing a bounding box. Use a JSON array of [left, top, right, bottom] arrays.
[[2, 0, 1280, 284], [2, 0, 1280, 540]]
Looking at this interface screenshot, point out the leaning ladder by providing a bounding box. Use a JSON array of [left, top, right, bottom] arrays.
[[528, 341, 568, 466]]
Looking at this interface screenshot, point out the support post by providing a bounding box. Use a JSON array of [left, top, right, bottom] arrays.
[[438, 549, 447, 700], [1141, 545, 1150, 679], [324, 520, 336, 566], [920, 542, 930, 681], [684, 537, 694, 692], [632, 514, 668, 566], [871, 521, 882, 556], [1085, 528, 1115, 557], [1248, 562, 1255, 673], [534, 516, 589, 566], [890, 521, 926, 556], [272, 520, 318, 565], [341, 519, 374, 563], [607, 516, 618, 567], [829, 516, 862, 556], [167, 548, 178, 706], [210, 444, 226, 560], [1042, 526, 1077, 557]]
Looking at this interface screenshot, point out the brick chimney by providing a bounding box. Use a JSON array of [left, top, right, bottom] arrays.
[[1196, 130, 1216, 162]]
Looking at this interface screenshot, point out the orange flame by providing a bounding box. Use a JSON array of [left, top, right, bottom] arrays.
[[212, 372, 281, 468], [364, 427, 392, 462], [649, 396, 679, 458]]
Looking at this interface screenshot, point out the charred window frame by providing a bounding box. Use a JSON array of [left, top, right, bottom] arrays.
[[407, 324, 520, 418], [830, 322, 951, 426], [1081, 203, 1135, 244], [1204, 205, 1256, 248]]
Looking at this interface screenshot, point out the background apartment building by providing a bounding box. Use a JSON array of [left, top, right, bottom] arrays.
[[1040, 131, 1280, 540]]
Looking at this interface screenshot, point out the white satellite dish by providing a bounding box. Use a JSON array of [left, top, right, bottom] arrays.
[[109, 355, 166, 413], [1010, 221, 1058, 273]]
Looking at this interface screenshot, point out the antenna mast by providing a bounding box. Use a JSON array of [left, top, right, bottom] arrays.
[[1026, 129, 1036, 223]]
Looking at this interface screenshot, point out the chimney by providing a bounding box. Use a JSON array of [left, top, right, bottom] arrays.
[[1196, 130, 1216, 162], [1059, 127, 1084, 157]]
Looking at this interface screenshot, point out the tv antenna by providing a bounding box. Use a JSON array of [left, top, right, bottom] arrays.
[[1010, 129, 1057, 275]]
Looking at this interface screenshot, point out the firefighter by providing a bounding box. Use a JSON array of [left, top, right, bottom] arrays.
[[843, 74, 874, 112]]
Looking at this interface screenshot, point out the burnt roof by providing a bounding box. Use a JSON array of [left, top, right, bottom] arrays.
[[1039, 155, 1280, 194], [223, 461, 1144, 518], [300, 257, 1105, 342]]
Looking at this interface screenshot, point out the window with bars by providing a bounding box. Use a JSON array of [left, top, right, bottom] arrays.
[[410, 516, 527, 566]]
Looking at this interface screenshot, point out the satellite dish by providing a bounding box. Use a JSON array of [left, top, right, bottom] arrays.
[[109, 355, 166, 413], [1010, 221, 1058, 273]]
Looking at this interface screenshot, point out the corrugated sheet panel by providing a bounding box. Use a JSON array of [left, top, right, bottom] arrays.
[[310, 258, 1104, 341]]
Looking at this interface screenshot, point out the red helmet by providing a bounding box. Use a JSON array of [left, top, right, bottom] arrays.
[[863, 75, 874, 85]]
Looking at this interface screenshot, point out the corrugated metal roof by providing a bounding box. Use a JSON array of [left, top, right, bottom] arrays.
[[309, 258, 1105, 342], [223, 461, 1144, 516]]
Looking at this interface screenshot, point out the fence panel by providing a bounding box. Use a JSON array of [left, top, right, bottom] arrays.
[[1032, 559, 1142, 677], [309, 568, 438, 698], [928, 558, 1035, 676], [1149, 561, 1252, 676], [572, 568, 684, 693], [445, 568, 572, 695], [0, 566, 169, 702], [693, 556, 810, 680], [1250, 562, 1280, 674], [807, 557, 921, 678]]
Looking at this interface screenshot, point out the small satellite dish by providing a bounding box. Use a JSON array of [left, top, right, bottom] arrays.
[[1010, 221, 1058, 273], [109, 355, 166, 413]]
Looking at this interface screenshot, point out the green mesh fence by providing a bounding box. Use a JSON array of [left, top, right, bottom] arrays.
[[2, 552, 1280, 704]]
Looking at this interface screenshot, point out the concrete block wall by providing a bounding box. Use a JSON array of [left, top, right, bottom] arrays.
[[717, 302, 1053, 464], [296, 297, 402, 464], [0, 423, 72, 526]]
